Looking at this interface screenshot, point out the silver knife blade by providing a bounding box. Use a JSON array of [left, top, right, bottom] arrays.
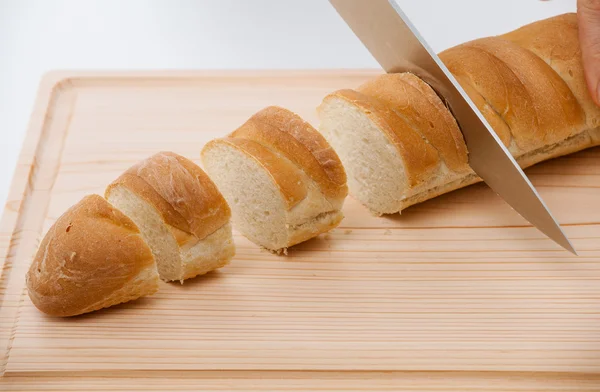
[[329, 0, 576, 254]]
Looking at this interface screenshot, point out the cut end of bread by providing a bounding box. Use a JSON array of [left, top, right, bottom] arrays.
[[318, 89, 472, 215], [202, 139, 291, 250], [202, 120, 346, 252], [107, 180, 235, 283], [318, 94, 409, 214], [107, 185, 183, 281], [106, 152, 236, 283]]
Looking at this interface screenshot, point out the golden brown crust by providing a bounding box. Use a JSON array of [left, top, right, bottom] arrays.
[[202, 137, 308, 209], [469, 37, 586, 144], [451, 73, 513, 148], [403, 129, 598, 211], [322, 89, 440, 187], [106, 152, 230, 241], [440, 36, 585, 153], [26, 195, 158, 317], [231, 106, 348, 201], [358, 73, 469, 173], [502, 13, 600, 129], [440, 42, 535, 152]]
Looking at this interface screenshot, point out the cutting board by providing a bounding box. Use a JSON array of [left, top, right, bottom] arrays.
[[1, 71, 599, 391]]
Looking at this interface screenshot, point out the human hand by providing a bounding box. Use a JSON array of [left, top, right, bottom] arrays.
[[578, 0, 600, 106]]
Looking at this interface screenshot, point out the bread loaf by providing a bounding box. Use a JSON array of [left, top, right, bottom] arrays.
[[27, 151, 235, 316], [106, 152, 235, 282], [201, 106, 348, 252], [318, 13, 600, 215], [26, 195, 159, 317]]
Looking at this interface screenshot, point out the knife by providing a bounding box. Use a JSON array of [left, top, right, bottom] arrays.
[[329, 0, 576, 255]]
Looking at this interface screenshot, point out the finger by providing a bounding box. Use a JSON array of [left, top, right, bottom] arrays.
[[578, 0, 600, 106]]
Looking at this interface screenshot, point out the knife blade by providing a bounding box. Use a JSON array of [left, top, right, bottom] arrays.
[[329, 0, 576, 254]]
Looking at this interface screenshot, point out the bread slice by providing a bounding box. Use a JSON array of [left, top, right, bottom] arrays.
[[358, 73, 470, 175], [26, 195, 159, 317], [201, 106, 347, 252], [106, 152, 235, 282], [317, 87, 445, 214]]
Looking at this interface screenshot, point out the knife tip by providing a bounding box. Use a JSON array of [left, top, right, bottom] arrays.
[[562, 238, 578, 256]]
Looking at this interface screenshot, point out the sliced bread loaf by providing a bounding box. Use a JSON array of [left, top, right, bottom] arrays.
[[201, 106, 347, 252], [106, 152, 235, 282], [317, 85, 461, 214]]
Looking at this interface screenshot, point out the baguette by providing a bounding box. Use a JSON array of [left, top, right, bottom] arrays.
[[26, 195, 159, 317], [201, 106, 347, 252], [318, 13, 600, 215], [106, 152, 235, 282]]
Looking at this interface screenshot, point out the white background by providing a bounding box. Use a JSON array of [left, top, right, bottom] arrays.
[[0, 0, 576, 209]]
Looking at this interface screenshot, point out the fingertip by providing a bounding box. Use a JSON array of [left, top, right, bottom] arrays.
[[578, 2, 600, 106], [593, 80, 600, 107], [582, 58, 600, 106]]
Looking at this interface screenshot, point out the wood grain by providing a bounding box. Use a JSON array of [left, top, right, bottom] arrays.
[[1, 71, 599, 391]]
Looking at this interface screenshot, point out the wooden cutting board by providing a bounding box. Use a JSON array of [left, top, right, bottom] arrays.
[[1, 71, 599, 391]]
